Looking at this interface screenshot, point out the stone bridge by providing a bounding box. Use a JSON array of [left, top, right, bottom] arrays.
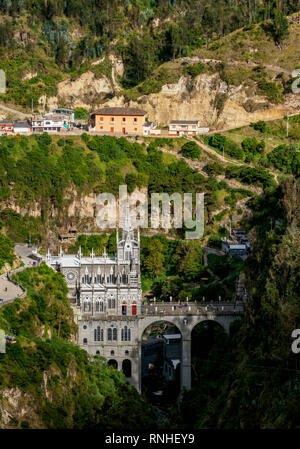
[[135, 302, 244, 392]]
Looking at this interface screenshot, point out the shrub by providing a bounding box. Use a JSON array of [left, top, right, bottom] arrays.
[[258, 80, 284, 104], [241, 137, 265, 155], [180, 141, 201, 160], [183, 63, 206, 78], [250, 121, 267, 133]]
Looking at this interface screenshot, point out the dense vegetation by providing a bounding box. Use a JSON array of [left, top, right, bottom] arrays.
[[174, 178, 300, 429], [204, 130, 300, 174], [0, 133, 260, 244], [0, 232, 14, 271], [0, 1, 298, 108], [0, 264, 156, 429]]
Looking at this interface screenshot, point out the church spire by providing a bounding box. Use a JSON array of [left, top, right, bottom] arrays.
[[124, 202, 132, 232]]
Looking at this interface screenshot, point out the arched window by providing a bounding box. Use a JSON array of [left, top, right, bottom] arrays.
[[94, 326, 103, 341], [83, 300, 91, 312], [83, 338, 87, 345], [96, 350, 100, 355], [121, 326, 131, 342], [122, 359, 132, 378], [108, 297, 115, 309], [113, 328, 117, 341], [108, 359, 118, 369], [107, 328, 112, 341], [95, 300, 104, 312], [132, 301, 137, 315]]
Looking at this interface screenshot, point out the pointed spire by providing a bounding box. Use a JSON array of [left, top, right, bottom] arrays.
[[124, 202, 132, 232], [46, 248, 51, 260], [78, 245, 82, 259], [103, 247, 107, 259], [91, 248, 94, 259], [59, 246, 63, 257]]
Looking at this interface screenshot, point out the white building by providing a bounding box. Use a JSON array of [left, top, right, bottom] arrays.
[[32, 113, 71, 133], [169, 120, 199, 136], [36, 205, 142, 388], [169, 120, 209, 136], [14, 121, 32, 134]]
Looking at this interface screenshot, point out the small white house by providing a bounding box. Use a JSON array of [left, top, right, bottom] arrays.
[[14, 121, 32, 134], [169, 120, 199, 136], [143, 121, 159, 136]]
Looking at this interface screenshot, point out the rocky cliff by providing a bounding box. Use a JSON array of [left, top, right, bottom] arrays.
[[42, 60, 300, 130]]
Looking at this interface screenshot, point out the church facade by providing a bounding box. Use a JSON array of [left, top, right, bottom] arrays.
[[42, 205, 142, 388]]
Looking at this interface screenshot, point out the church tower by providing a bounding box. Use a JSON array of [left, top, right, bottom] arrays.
[[117, 203, 140, 265]]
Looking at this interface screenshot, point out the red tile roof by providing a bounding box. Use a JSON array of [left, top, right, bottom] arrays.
[[91, 107, 146, 117]]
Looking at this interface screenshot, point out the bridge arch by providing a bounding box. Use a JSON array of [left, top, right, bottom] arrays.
[[137, 313, 241, 393], [190, 317, 226, 334], [139, 318, 183, 396], [139, 316, 186, 341]]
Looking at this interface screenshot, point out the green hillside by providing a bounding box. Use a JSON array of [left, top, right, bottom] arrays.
[[0, 263, 156, 429], [0, 2, 299, 110]]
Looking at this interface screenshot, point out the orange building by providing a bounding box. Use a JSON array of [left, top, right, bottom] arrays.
[[90, 107, 146, 134]]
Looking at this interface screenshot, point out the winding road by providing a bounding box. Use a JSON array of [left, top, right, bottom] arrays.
[[0, 245, 36, 308]]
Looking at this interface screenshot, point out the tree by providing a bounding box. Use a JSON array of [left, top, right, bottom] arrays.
[[270, 9, 289, 45], [143, 238, 164, 278], [180, 141, 202, 160], [202, 7, 215, 49]]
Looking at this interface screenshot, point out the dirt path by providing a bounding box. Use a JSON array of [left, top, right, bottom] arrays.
[[0, 245, 35, 308], [191, 137, 280, 185], [0, 104, 29, 118]]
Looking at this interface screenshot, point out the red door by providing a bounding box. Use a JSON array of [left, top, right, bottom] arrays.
[[110, 127, 114, 133], [122, 127, 126, 134], [132, 303, 137, 315]]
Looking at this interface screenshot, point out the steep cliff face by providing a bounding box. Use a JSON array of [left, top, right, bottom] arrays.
[[42, 66, 300, 129], [104, 72, 300, 129], [40, 55, 124, 111]]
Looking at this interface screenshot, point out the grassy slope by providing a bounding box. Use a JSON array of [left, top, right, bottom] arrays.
[[125, 17, 300, 102], [224, 115, 300, 153], [0, 13, 299, 111]]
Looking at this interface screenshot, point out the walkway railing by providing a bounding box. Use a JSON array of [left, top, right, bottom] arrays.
[[140, 301, 244, 316]]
